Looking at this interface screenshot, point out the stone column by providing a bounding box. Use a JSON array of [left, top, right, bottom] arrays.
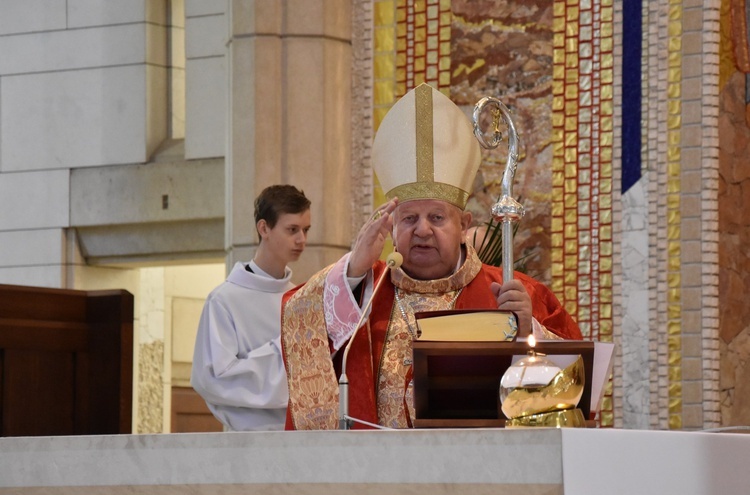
[[226, 0, 353, 283]]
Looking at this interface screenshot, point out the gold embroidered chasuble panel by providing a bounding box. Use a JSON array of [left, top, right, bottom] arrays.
[[378, 248, 481, 428]]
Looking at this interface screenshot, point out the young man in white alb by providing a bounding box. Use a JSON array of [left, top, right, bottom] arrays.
[[191, 185, 311, 431]]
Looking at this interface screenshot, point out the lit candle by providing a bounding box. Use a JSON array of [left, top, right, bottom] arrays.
[[501, 334, 560, 389]]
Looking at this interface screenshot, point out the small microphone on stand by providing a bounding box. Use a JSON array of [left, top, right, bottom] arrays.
[[339, 251, 403, 430]]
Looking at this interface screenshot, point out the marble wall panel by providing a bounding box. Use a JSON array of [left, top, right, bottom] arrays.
[[69, 160, 224, 226], [619, 181, 651, 429], [186, 0, 226, 17], [1, 67, 151, 170], [185, 57, 227, 159], [286, 0, 352, 38], [0, 25, 151, 75], [718, 68, 750, 427], [0, 170, 69, 229], [0, 265, 64, 288], [75, 220, 224, 264], [0, 229, 64, 268], [186, 11, 227, 58], [451, 0, 555, 283], [231, 0, 282, 34], [67, 0, 164, 28], [0, 0, 66, 35], [226, 34, 280, 250], [285, 37, 353, 245], [183, 1, 226, 160], [146, 65, 170, 157]]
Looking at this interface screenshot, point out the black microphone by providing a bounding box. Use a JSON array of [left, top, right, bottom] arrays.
[[338, 251, 403, 430]]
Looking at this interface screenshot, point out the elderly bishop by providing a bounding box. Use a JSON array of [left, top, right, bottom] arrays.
[[281, 84, 582, 430]]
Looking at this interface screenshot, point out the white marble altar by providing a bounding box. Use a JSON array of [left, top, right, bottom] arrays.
[[0, 428, 748, 494]]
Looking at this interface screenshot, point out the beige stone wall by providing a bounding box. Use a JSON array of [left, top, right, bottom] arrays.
[[225, 0, 354, 283]]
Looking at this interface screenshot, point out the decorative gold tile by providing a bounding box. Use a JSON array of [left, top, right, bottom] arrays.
[[668, 288, 681, 304], [565, 83, 579, 99], [668, 354, 683, 369], [564, 300, 577, 316], [564, 221, 579, 241], [668, 255, 681, 271], [565, 286, 577, 300], [374, 1, 395, 25], [567, 37, 579, 53], [375, 54, 395, 78], [667, 368, 682, 384], [374, 80, 395, 105], [565, 254, 578, 270], [551, 232, 564, 247], [564, 178, 578, 193], [395, 82, 406, 97], [668, 303, 681, 319], [668, 67, 682, 83], [668, 335, 682, 352], [553, 170, 565, 186], [375, 27, 395, 51], [668, 20, 682, 38], [415, 13, 426, 28], [669, 415, 682, 430], [667, 177, 681, 193]]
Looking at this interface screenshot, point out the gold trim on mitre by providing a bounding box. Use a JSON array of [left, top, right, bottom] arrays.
[[373, 83, 481, 210]]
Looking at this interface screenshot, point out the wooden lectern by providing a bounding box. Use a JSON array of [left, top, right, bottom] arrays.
[[0, 284, 133, 437], [412, 340, 595, 428]]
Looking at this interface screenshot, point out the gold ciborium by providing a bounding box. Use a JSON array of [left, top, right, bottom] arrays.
[[499, 336, 587, 428]]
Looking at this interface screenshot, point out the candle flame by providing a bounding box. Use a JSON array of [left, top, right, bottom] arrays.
[[528, 333, 536, 348]]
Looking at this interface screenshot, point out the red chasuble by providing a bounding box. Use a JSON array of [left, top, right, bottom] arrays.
[[281, 249, 582, 430]]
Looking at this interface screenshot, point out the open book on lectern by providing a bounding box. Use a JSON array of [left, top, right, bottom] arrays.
[[412, 309, 615, 422]]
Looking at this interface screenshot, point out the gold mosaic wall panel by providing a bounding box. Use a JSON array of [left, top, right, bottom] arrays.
[[374, 0, 616, 426], [665, 0, 683, 430], [552, 0, 615, 426]]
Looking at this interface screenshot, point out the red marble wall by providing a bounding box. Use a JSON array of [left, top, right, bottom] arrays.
[[718, 71, 750, 425], [451, 0, 555, 283]]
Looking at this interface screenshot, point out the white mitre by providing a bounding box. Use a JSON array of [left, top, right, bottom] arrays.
[[372, 83, 482, 210]]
